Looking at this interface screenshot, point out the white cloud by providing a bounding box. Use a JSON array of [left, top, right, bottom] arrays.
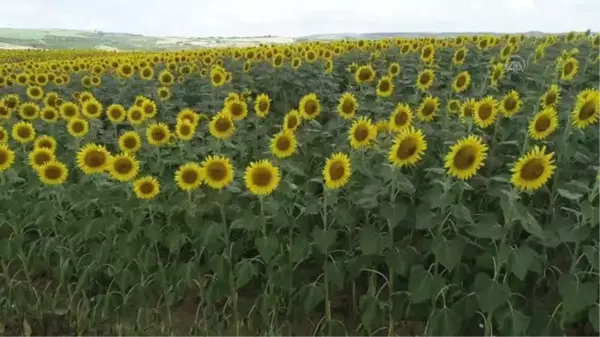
[[0, 0, 597, 37]]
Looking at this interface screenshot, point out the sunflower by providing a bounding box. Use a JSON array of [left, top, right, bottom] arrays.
[[388, 62, 401, 77], [127, 106, 146, 125], [348, 116, 377, 149], [210, 68, 226, 87], [2, 94, 19, 110], [139, 66, 154, 80], [511, 146, 556, 191], [26, 85, 44, 101], [106, 104, 126, 123], [417, 96, 440, 122], [209, 112, 235, 139], [59, 101, 79, 120], [416, 69, 435, 91], [299, 93, 321, 120], [388, 126, 427, 168], [146, 123, 171, 146], [447, 99, 462, 114], [225, 92, 240, 104], [540, 84, 560, 108], [33, 135, 56, 153], [0, 103, 11, 120], [119, 131, 142, 153], [76, 143, 111, 174], [220, 99, 246, 122], [202, 155, 234, 190], [0, 126, 7, 143], [28, 148, 55, 171], [254, 93, 271, 118], [67, 118, 89, 138], [82, 99, 102, 119], [376, 76, 394, 97], [175, 163, 205, 191], [453, 47, 467, 65], [0, 144, 15, 172], [283, 109, 302, 132], [420, 44, 435, 63], [323, 153, 351, 189], [118, 63, 134, 78], [444, 135, 489, 180], [529, 106, 558, 140], [495, 91, 521, 118], [560, 57, 579, 81], [452, 71, 471, 93], [18, 102, 39, 120], [175, 120, 196, 141], [159, 70, 175, 86], [388, 103, 413, 132], [490, 63, 505, 87], [354, 65, 375, 84], [38, 160, 68, 185], [270, 129, 297, 158], [141, 100, 157, 119], [571, 89, 600, 128], [11, 121, 36, 143], [337, 92, 358, 120], [473, 96, 499, 128], [38, 106, 58, 123], [460, 98, 476, 120], [157, 86, 171, 101], [177, 108, 200, 126], [133, 176, 161, 200], [243, 160, 281, 196], [108, 152, 140, 182]]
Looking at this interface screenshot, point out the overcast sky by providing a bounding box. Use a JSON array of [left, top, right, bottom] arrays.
[[0, 0, 598, 37]]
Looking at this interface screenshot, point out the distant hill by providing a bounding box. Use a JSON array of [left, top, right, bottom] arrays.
[[0, 27, 582, 51]]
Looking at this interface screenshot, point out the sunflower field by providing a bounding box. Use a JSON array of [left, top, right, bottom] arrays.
[[0, 32, 599, 336]]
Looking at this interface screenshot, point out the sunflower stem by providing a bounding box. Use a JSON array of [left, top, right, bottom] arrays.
[[258, 196, 272, 330], [321, 188, 332, 336], [388, 171, 396, 336], [219, 201, 240, 336]]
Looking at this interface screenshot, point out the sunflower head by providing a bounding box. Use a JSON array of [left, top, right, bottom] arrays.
[[500, 90, 522, 118], [34, 135, 57, 152], [18, 102, 40, 120], [376, 76, 394, 97], [11, 121, 36, 143], [209, 112, 235, 139], [106, 104, 126, 123], [253, 93, 271, 118], [511, 146, 556, 192], [529, 106, 558, 140], [244, 160, 281, 196], [447, 99, 461, 114], [175, 120, 196, 141], [146, 123, 171, 146], [416, 69, 435, 91], [444, 135, 489, 180], [388, 126, 427, 168], [82, 99, 103, 119], [141, 100, 157, 119], [337, 92, 358, 119], [175, 163, 205, 191], [283, 110, 302, 131], [119, 131, 142, 153], [177, 108, 200, 126], [571, 89, 600, 128], [76, 143, 111, 175], [26, 85, 44, 100], [417, 96, 440, 122], [157, 86, 171, 101], [541, 84, 560, 108], [202, 155, 234, 190], [133, 176, 161, 200], [452, 71, 471, 93], [389, 103, 413, 132], [388, 62, 400, 77], [67, 118, 89, 138], [323, 153, 351, 189], [348, 116, 377, 149], [453, 48, 467, 65], [28, 147, 55, 171], [354, 65, 375, 84], [473, 96, 499, 128], [59, 101, 80, 120], [159, 70, 174, 86], [0, 144, 15, 172], [127, 106, 146, 125], [270, 129, 297, 159], [560, 57, 579, 81], [38, 160, 68, 185]]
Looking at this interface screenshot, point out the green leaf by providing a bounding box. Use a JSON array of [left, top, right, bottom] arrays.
[[427, 307, 461, 336], [528, 311, 562, 336], [558, 273, 598, 317], [302, 284, 325, 314], [380, 202, 407, 229], [359, 295, 380, 330], [255, 234, 278, 262], [469, 213, 504, 239], [496, 306, 530, 335], [557, 188, 583, 200], [474, 273, 510, 313], [234, 259, 257, 289], [589, 305, 599, 333], [432, 237, 464, 272], [416, 203, 436, 230], [509, 244, 537, 281], [230, 208, 260, 231], [385, 246, 420, 277], [312, 227, 336, 254], [452, 204, 473, 224], [408, 265, 445, 303], [359, 224, 379, 255], [583, 244, 599, 271], [515, 205, 544, 239], [324, 261, 345, 291]]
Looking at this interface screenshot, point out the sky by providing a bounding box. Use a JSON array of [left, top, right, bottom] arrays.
[[0, 0, 598, 37]]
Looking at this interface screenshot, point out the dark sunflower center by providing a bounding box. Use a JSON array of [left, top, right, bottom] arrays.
[[520, 159, 545, 181], [151, 128, 167, 141], [423, 48, 432, 58], [86, 104, 98, 115], [162, 74, 172, 82], [207, 162, 227, 181], [287, 116, 298, 128], [478, 103, 493, 120], [135, 100, 144, 107], [492, 70, 501, 81], [160, 90, 168, 98], [24, 106, 36, 117], [213, 74, 222, 83], [179, 124, 191, 136], [0, 151, 7, 164], [143, 104, 154, 115], [456, 51, 464, 61], [0, 107, 9, 116], [379, 80, 391, 92], [131, 110, 143, 121], [328, 161, 346, 181], [6, 99, 17, 109], [456, 75, 466, 88], [38, 140, 52, 149], [64, 106, 76, 117], [544, 92, 556, 106], [391, 65, 399, 74], [34, 152, 51, 165], [215, 117, 232, 132], [450, 102, 460, 111], [422, 102, 435, 116], [504, 98, 517, 111], [258, 101, 269, 112], [342, 99, 355, 114], [17, 127, 31, 139], [463, 105, 474, 117], [396, 137, 418, 160], [84, 150, 107, 168], [109, 109, 122, 119], [230, 102, 243, 116], [139, 182, 155, 194], [43, 109, 56, 119], [0, 130, 5, 140], [419, 73, 431, 85], [304, 100, 318, 115], [534, 116, 551, 132], [453, 146, 476, 170], [276, 136, 291, 151], [563, 62, 574, 75], [72, 121, 85, 133], [114, 158, 133, 174], [123, 137, 137, 149], [358, 69, 372, 81], [394, 111, 408, 126], [30, 88, 40, 97], [578, 100, 596, 120], [251, 167, 273, 187], [44, 165, 62, 180], [182, 169, 199, 184], [143, 69, 151, 77], [353, 125, 370, 142]]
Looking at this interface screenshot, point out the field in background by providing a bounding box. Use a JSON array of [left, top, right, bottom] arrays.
[[0, 32, 599, 336]]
